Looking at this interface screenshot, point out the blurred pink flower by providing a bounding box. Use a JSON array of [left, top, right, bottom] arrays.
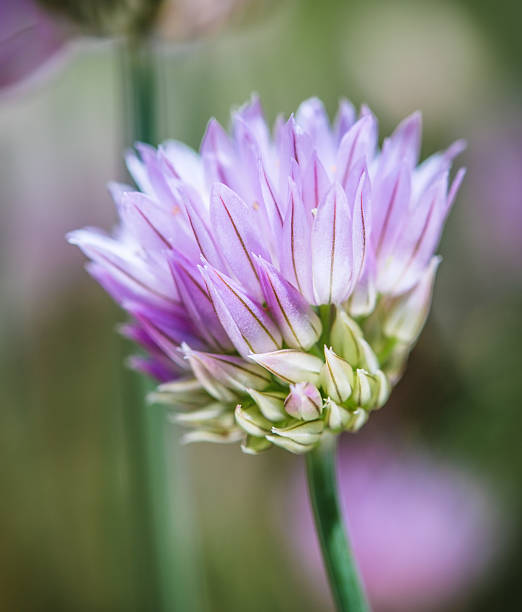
[[0, 0, 70, 92], [289, 435, 501, 611]]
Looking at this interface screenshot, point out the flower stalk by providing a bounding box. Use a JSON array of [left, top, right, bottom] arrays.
[[306, 435, 369, 612]]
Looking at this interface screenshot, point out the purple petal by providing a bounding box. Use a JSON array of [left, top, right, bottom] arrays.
[[312, 182, 354, 304], [168, 250, 234, 352], [210, 183, 270, 300], [200, 263, 282, 358], [336, 114, 377, 191], [302, 152, 331, 214], [279, 180, 314, 302], [254, 255, 322, 350]]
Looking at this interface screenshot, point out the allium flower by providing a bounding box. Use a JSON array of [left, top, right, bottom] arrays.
[[69, 96, 465, 454]]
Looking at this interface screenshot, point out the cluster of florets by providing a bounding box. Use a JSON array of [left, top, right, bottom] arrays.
[[69, 96, 464, 453]]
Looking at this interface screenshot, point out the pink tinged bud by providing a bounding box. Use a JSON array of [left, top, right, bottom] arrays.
[[210, 183, 270, 301], [324, 398, 352, 431], [384, 256, 441, 343], [312, 183, 354, 304], [249, 349, 323, 385], [321, 347, 354, 404], [284, 383, 323, 421], [271, 419, 324, 445], [181, 345, 271, 393], [200, 264, 282, 358], [254, 256, 322, 350], [247, 389, 287, 422], [241, 435, 272, 455], [280, 180, 314, 302], [234, 405, 272, 437]]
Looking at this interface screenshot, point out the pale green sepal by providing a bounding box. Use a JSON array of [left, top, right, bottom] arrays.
[[247, 388, 287, 422], [250, 349, 323, 384], [265, 434, 314, 454], [234, 404, 272, 437], [345, 408, 368, 432], [320, 346, 354, 403], [271, 419, 324, 445], [181, 429, 243, 444], [324, 398, 352, 432], [241, 435, 272, 455], [331, 309, 364, 367]]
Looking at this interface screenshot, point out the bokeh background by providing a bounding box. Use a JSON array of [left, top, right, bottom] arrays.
[[1, 0, 521, 610]]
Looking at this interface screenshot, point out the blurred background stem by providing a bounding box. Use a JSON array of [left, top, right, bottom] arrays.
[[306, 435, 369, 612], [119, 39, 204, 611]]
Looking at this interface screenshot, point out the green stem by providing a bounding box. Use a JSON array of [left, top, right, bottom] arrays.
[[306, 435, 369, 612]]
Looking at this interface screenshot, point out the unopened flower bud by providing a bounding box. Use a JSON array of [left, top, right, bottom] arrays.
[[182, 344, 271, 392], [284, 383, 323, 421], [375, 370, 390, 408], [148, 377, 209, 406], [331, 309, 364, 366], [384, 256, 441, 344], [181, 429, 243, 445], [265, 435, 313, 454], [345, 408, 368, 432], [271, 419, 324, 445], [324, 398, 352, 432], [352, 368, 375, 407], [171, 402, 227, 425], [250, 349, 323, 385], [241, 435, 272, 455], [247, 389, 286, 422], [320, 346, 354, 403], [234, 405, 272, 437]]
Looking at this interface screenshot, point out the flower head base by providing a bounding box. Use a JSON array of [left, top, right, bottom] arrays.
[[69, 95, 464, 454]]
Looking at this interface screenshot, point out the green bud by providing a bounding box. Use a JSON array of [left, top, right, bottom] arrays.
[[331, 309, 364, 366], [265, 434, 314, 454], [246, 389, 287, 422], [171, 403, 228, 426], [271, 419, 324, 445], [181, 429, 243, 445], [345, 408, 368, 432], [352, 368, 375, 407], [324, 398, 352, 432], [250, 349, 323, 385], [234, 405, 272, 437], [241, 435, 272, 455], [320, 346, 354, 403]]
